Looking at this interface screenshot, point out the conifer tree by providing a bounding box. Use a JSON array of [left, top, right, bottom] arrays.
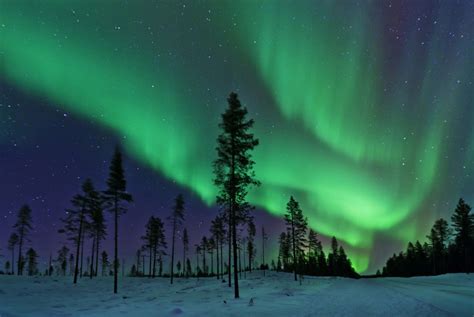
[[182, 228, 189, 278], [5, 261, 11, 275], [8, 233, 19, 275], [451, 198, 474, 273], [284, 196, 308, 281], [101, 251, 109, 276], [211, 215, 225, 280], [170, 194, 185, 284], [247, 220, 256, 272], [328, 236, 339, 276], [26, 248, 38, 276], [103, 146, 133, 293], [56, 246, 70, 276], [262, 226, 268, 276], [213, 92, 259, 298], [14, 204, 33, 275]]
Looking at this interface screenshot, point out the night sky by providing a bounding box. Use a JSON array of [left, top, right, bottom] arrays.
[[1, 0, 473, 274]]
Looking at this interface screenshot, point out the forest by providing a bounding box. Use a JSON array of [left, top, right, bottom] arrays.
[[2, 93, 473, 300]]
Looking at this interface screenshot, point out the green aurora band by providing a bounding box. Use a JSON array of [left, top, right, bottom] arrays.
[[1, 1, 473, 272]]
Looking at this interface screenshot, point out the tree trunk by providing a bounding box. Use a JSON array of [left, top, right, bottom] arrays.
[[11, 248, 15, 275], [90, 236, 96, 279], [238, 242, 242, 279], [262, 228, 265, 277], [73, 213, 84, 283], [232, 203, 239, 298], [220, 240, 223, 280], [152, 246, 157, 278], [80, 228, 84, 278], [148, 247, 152, 277], [243, 241, 246, 279], [114, 194, 118, 293], [216, 237, 220, 280], [228, 208, 232, 287], [17, 234, 23, 276], [202, 248, 206, 276], [291, 213, 297, 281], [170, 219, 176, 284], [95, 236, 99, 277]]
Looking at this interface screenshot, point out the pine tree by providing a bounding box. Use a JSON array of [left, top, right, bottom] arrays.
[[211, 215, 226, 280], [261, 226, 268, 276], [307, 229, 319, 275], [182, 228, 189, 278], [59, 179, 98, 284], [186, 258, 192, 276], [26, 248, 38, 276], [101, 251, 109, 276], [328, 236, 339, 276], [88, 186, 106, 278], [451, 198, 474, 273], [284, 196, 308, 281], [427, 218, 450, 274], [14, 204, 33, 275], [170, 194, 185, 284], [142, 216, 167, 278], [103, 146, 133, 293], [56, 246, 70, 276], [213, 92, 259, 298], [5, 261, 11, 275], [201, 236, 208, 275], [7, 233, 19, 275], [69, 254, 75, 276], [247, 219, 256, 272]]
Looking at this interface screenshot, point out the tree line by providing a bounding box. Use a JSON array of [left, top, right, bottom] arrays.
[[380, 198, 474, 277], [2, 92, 392, 299]]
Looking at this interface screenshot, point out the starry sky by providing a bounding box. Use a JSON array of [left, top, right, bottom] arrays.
[[1, 0, 473, 274]]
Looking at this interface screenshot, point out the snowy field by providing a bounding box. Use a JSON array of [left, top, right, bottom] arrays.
[[0, 272, 473, 316]]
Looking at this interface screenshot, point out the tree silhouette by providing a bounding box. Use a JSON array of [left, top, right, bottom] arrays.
[[103, 146, 133, 293], [211, 215, 225, 280], [261, 226, 268, 276], [142, 216, 167, 278], [170, 194, 185, 284], [26, 248, 38, 276], [247, 219, 256, 272], [284, 196, 307, 281], [8, 233, 19, 275], [14, 204, 33, 275], [182, 228, 189, 278], [213, 92, 259, 298], [56, 246, 70, 276], [101, 251, 110, 276], [451, 198, 473, 273]]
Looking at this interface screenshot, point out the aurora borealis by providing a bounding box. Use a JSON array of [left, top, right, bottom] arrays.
[[1, 1, 473, 273]]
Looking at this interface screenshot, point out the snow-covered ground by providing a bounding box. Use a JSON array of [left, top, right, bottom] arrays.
[[0, 272, 472, 316]]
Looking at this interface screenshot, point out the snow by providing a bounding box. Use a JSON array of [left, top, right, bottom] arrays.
[[0, 272, 472, 316]]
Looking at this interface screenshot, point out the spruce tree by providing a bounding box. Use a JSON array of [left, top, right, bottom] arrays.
[[56, 246, 70, 276], [101, 251, 109, 276], [7, 233, 19, 275], [26, 248, 38, 276], [170, 194, 185, 284], [261, 226, 268, 276], [182, 228, 189, 278], [451, 198, 474, 273], [103, 146, 133, 293], [284, 196, 308, 281], [213, 92, 259, 298], [13, 204, 33, 275], [247, 219, 256, 272]]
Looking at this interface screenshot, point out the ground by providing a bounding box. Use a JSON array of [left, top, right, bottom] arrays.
[[0, 272, 472, 316]]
